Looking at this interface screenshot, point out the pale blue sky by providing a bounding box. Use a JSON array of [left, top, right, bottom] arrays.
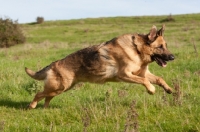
[[0, 0, 199, 23]]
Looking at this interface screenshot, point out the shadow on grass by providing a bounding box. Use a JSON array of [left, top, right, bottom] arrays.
[[0, 99, 62, 110], [27, 22, 38, 25], [0, 99, 43, 110]]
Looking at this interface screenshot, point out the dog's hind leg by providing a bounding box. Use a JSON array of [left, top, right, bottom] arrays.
[[28, 85, 67, 109], [28, 91, 59, 109], [27, 67, 75, 109], [44, 96, 54, 108], [43, 84, 74, 108], [28, 91, 46, 109], [27, 78, 62, 109]]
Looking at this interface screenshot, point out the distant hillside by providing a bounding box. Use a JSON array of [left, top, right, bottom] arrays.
[[21, 13, 200, 46]]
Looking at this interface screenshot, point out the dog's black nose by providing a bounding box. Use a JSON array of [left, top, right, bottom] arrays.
[[169, 54, 175, 60]]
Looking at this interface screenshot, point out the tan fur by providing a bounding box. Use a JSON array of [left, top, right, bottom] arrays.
[[25, 25, 175, 109]]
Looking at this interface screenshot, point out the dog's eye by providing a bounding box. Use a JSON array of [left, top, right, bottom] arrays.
[[158, 45, 163, 49]]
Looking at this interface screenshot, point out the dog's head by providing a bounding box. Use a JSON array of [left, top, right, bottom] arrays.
[[137, 25, 174, 67]]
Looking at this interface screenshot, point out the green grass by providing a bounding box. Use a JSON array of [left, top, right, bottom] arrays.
[[0, 13, 200, 131]]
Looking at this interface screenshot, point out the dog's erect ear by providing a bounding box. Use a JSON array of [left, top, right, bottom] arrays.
[[157, 24, 165, 36], [148, 25, 157, 41]]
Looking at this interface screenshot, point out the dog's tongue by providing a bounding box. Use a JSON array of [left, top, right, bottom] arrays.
[[155, 57, 167, 67], [162, 63, 167, 67]]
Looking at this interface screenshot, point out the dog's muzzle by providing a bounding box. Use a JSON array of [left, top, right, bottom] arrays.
[[151, 54, 175, 67], [168, 54, 175, 60]]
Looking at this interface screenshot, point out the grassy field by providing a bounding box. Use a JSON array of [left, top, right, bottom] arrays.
[[0, 14, 200, 132]]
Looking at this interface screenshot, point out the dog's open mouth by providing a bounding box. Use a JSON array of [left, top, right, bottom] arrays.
[[153, 56, 167, 67], [151, 54, 175, 67]]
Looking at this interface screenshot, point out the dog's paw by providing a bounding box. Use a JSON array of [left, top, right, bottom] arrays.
[[26, 104, 32, 110], [26, 103, 36, 109], [147, 85, 155, 95], [165, 88, 173, 94], [147, 90, 155, 95]]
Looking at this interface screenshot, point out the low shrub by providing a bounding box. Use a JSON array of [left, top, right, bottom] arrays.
[[36, 17, 44, 24], [160, 14, 175, 22], [0, 17, 26, 48]]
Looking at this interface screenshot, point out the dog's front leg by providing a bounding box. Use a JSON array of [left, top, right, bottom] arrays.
[[118, 72, 155, 94], [145, 71, 173, 94]]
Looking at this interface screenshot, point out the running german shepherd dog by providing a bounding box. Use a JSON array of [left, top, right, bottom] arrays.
[[25, 25, 175, 109]]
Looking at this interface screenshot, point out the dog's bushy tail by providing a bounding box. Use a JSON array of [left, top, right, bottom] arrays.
[[25, 66, 50, 81]]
